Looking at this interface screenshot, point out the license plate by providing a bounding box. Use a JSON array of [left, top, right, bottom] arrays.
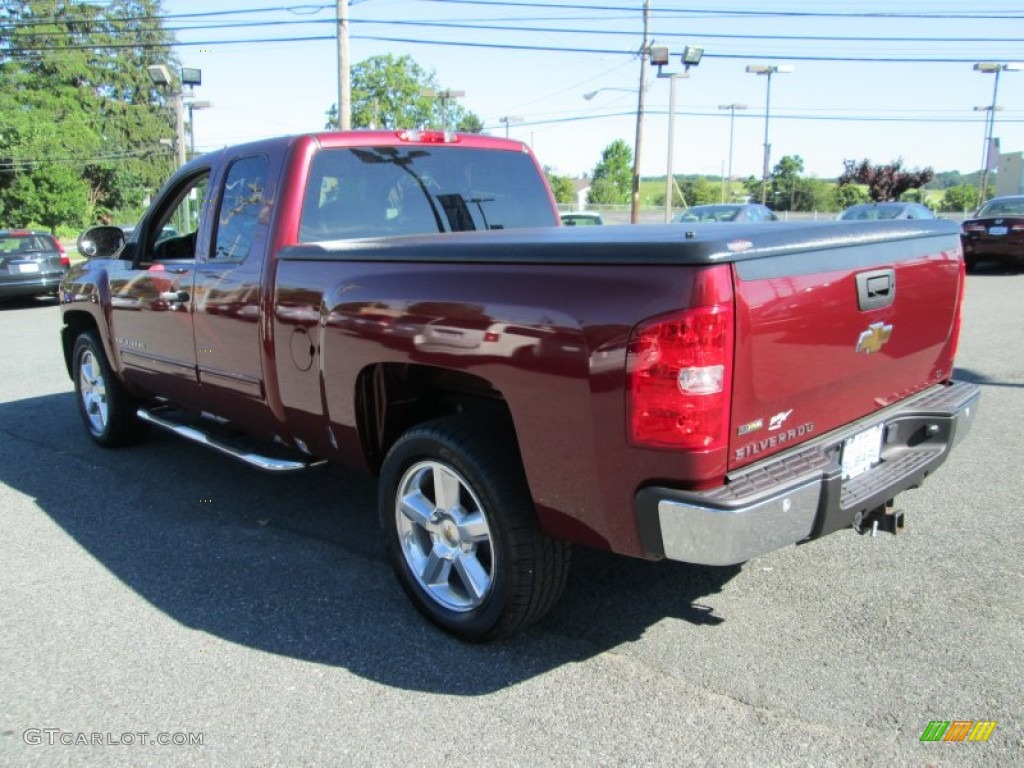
[[841, 424, 884, 480], [17, 263, 40, 273], [988, 225, 1008, 236]]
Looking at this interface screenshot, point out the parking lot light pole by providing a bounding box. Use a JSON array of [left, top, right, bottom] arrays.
[[651, 45, 702, 222], [718, 103, 747, 202], [147, 64, 186, 171], [499, 116, 524, 138], [973, 62, 1022, 205], [185, 100, 212, 158], [746, 64, 794, 205]]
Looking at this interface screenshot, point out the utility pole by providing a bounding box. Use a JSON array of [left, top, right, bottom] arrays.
[[630, 0, 651, 224], [337, 0, 351, 129]]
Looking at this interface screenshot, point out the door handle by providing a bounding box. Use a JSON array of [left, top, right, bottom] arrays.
[[855, 269, 895, 311], [160, 290, 190, 302]]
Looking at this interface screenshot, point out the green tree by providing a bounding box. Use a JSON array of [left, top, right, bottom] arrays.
[[770, 155, 804, 211], [326, 54, 482, 133], [741, 175, 761, 201], [0, 0, 177, 229], [678, 176, 718, 206], [834, 183, 869, 210], [941, 185, 980, 213], [456, 112, 484, 134], [544, 169, 576, 204], [588, 140, 632, 205], [796, 177, 838, 212]]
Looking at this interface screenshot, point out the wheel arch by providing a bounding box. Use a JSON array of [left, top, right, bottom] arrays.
[[354, 362, 520, 477], [61, 309, 101, 379]]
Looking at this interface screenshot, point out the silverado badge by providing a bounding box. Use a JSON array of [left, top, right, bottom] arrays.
[[855, 322, 893, 355]]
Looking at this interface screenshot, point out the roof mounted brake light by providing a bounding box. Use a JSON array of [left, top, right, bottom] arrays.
[[398, 130, 458, 144]]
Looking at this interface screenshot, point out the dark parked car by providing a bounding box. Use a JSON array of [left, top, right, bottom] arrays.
[[672, 204, 778, 223], [0, 229, 69, 301], [837, 202, 936, 221], [961, 195, 1024, 271]]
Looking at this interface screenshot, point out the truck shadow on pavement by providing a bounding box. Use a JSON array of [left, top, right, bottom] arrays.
[[954, 367, 1024, 389], [1, 392, 740, 695]]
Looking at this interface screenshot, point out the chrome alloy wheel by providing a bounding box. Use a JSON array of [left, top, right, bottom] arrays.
[[78, 349, 109, 435], [395, 460, 495, 612]]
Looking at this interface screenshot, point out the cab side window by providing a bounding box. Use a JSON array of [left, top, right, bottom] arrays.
[[213, 155, 269, 261], [145, 171, 210, 262]]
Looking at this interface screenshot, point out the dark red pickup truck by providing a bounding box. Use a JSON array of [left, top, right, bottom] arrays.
[[61, 130, 978, 640]]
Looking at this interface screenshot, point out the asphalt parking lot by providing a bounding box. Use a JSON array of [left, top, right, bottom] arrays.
[[1, 263, 1022, 767]]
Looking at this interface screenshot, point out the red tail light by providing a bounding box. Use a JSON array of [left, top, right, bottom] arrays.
[[54, 239, 70, 267], [627, 266, 734, 450]]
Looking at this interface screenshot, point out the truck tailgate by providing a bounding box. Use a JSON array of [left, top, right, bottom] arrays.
[[729, 227, 963, 471]]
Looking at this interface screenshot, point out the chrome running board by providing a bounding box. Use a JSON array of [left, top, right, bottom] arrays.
[[137, 408, 327, 473]]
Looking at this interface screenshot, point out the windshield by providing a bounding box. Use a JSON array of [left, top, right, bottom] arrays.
[[299, 146, 557, 241], [839, 204, 908, 220], [977, 199, 1024, 218], [674, 205, 741, 223], [0, 233, 54, 254]]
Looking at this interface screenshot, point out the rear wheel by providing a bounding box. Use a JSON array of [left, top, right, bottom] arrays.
[[379, 417, 570, 641], [73, 330, 147, 447]]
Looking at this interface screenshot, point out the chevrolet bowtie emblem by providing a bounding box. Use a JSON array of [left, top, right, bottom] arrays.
[[856, 322, 893, 354]]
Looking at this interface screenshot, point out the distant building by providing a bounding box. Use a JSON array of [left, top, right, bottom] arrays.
[[570, 178, 592, 211], [996, 152, 1023, 196]]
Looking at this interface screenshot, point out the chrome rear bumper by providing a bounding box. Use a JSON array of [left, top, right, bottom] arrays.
[[635, 380, 980, 566]]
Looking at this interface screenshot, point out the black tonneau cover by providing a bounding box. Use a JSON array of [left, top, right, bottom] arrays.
[[278, 220, 962, 267]]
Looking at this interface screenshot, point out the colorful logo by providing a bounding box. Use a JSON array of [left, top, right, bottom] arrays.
[[920, 721, 997, 742]]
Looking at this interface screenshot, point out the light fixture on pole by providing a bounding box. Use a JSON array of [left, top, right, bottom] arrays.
[[147, 64, 186, 172], [650, 44, 703, 222], [499, 116, 524, 138], [973, 62, 1021, 204], [717, 104, 747, 201], [185, 100, 212, 158], [180, 67, 202, 94], [421, 88, 465, 132], [746, 64, 794, 205]]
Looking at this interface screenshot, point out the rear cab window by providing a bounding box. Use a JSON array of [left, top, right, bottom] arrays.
[[298, 146, 557, 242], [1, 233, 55, 254]]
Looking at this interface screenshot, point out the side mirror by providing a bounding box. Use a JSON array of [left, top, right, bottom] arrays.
[[78, 226, 125, 259]]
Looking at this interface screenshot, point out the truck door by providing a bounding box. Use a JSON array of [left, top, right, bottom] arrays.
[[191, 152, 278, 437], [109, 168, 211, 409]]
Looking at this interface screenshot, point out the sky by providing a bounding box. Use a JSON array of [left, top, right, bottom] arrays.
[[160, 0, 1024, 183]]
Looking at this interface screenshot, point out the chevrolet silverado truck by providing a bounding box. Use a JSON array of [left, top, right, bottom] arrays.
[[60, 130, 979, 640]]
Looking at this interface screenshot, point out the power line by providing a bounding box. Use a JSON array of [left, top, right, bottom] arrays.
[[422, 0, 1024, 20], [0, 3, 334, 28], [7, 31, 1023, 64], [8, 14, 1024, 45], [489, 108, 1024, 133]]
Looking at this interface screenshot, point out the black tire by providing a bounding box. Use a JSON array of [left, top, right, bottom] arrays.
[[72, 330, 147, 447], [379, 416, 570, 641]]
